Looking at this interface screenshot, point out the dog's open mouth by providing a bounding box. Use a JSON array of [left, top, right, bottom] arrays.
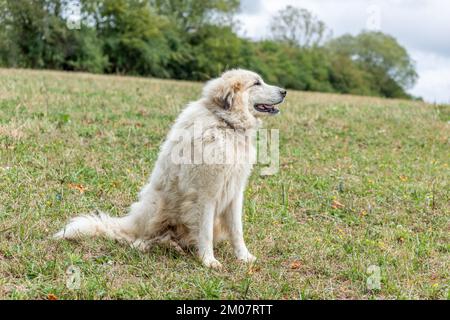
[[254, 103, 280, 114]]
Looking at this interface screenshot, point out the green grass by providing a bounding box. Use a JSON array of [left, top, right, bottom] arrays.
[[0, 68, 449, 300]]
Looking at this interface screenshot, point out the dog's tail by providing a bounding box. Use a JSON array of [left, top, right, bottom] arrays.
[[54, 184, 163, 243], [53, 211, 138, 243]]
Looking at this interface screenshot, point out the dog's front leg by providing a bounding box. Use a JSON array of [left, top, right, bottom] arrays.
[[198, 202, 222, 269], [226, 191, 256, 263]]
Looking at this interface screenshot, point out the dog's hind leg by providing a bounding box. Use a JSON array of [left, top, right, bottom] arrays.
[[132, 231, 186, 255]]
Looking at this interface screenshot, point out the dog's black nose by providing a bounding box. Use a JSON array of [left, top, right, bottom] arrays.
[[280, 89, 287, 97]]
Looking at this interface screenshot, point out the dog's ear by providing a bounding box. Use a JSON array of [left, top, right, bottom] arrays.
[[204, 78, 242, 110], [222, 91, 234, 110], [218, 82, 243, 110]]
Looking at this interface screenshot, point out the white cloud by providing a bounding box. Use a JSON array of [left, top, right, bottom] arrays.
[[409, 51, 450, 104], [237, 0, 450, 103]]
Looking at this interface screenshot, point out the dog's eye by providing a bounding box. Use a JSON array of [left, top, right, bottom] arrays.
[[254, 81, 262, 86]]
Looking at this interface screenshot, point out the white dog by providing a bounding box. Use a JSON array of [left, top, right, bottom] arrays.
[[55, 69, 286, 269]]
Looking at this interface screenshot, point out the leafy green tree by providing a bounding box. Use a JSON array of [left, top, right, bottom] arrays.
[[0, 0, 59, 68], [327, 31, 418, 91], [327, 54, 374, 96], [0, 0, 107, 72], [184, 25, 251, 79], [0, 0, 17, 66], [81, 0, 171, 76], [64, 26, 108, 73], [150, 0, 240, 32], [249, 41, 333, 92]]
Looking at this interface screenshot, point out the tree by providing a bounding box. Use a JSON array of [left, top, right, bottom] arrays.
[[187, 25, 252, 80], [0, 0, 16, 66], [81, 0, 172, 76], [0, 0, 57, 68], [327, 31, 418, 90], [328, 54, 374, 96], [248, 41, 334, 92], [269, 6, 330, 48], [150, 0, 240, 32], [147, 1, 242, 80], [0, 0, 107, 72]]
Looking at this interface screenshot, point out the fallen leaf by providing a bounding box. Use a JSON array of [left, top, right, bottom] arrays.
[[399, 175, 408, 182], [247, 265, 261, 275], [68, 183, 86, 194], [331, 200, 345, 210], [290, 261, 302, 270], [47, 293, 58, 300]]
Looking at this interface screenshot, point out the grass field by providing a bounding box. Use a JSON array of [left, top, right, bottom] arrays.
[[0, 68, 449, 300]]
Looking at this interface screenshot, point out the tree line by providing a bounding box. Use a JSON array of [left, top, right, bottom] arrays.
[[0, 0, 419, 99]]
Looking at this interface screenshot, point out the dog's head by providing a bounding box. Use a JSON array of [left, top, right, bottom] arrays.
[[202, 69, 287, 128]]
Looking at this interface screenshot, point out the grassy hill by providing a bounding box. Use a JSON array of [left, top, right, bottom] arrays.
[[0, 68, 448, 299]]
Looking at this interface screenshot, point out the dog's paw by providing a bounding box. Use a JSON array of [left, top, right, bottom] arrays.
[[131, 239, 150, 252], [202, 257, 223, 270], [237, 252, 257, 264]]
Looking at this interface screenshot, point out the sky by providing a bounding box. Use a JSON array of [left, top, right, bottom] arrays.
[[237, 0, 450, 103]]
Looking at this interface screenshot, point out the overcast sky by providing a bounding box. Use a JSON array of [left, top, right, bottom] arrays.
[[237, 0, 450, 103]]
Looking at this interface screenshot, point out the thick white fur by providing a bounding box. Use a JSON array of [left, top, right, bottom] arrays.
[[54, 69, 286, 269]]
